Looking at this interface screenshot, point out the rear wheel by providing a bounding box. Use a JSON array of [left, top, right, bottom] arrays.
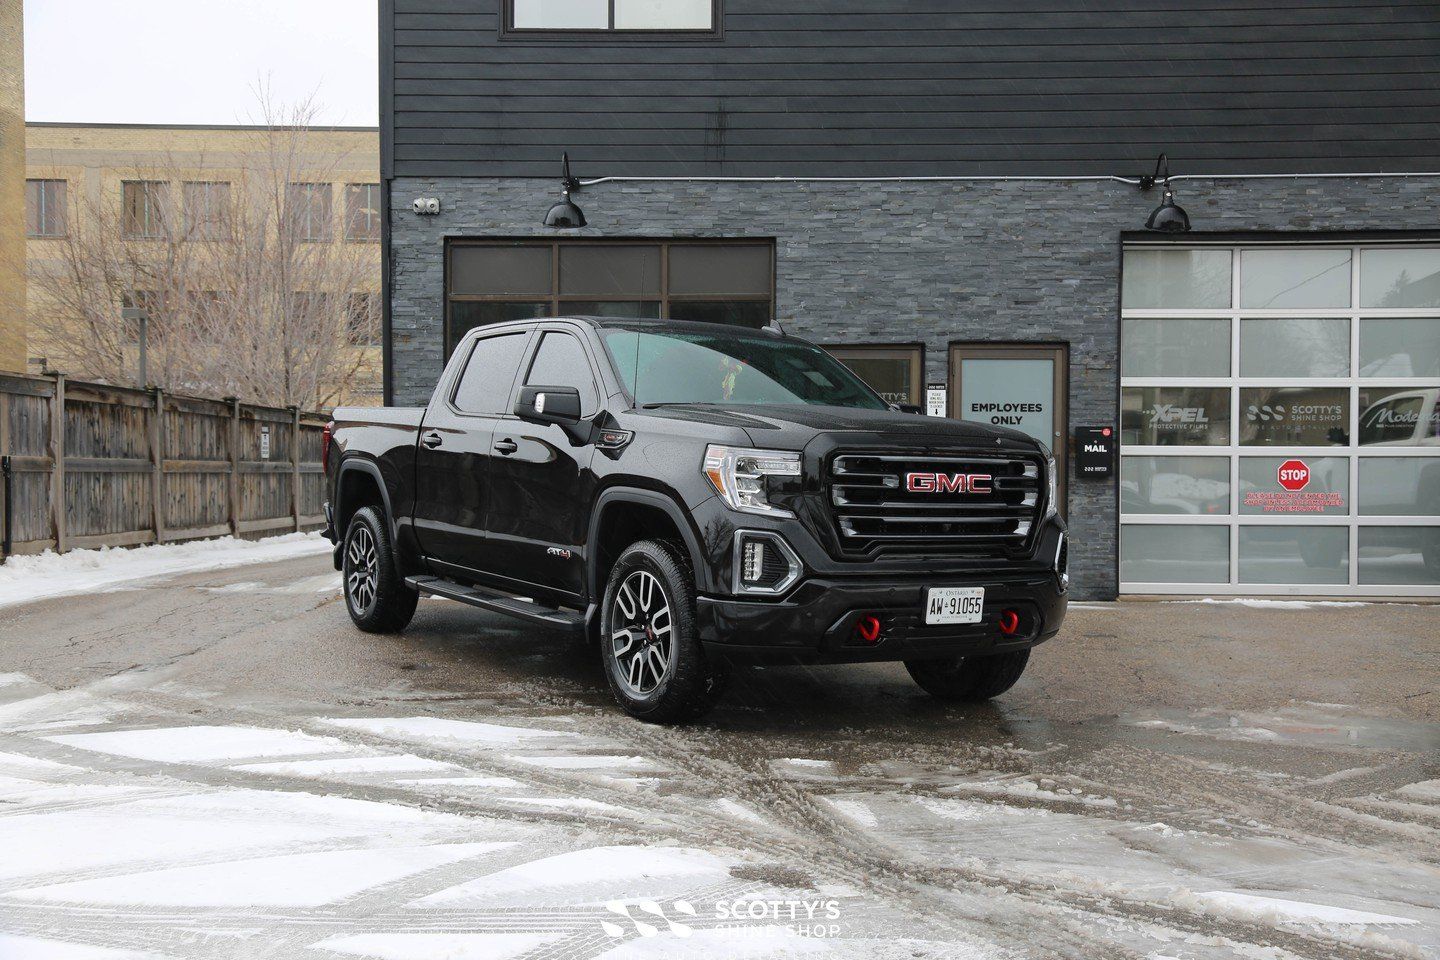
[[600, 540, 725, 723], [342, 506, 418, 633], [905, 650, 1030, 701]]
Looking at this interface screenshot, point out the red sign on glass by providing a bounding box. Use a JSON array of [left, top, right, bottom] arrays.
[[1277, 459, 1310, 492]]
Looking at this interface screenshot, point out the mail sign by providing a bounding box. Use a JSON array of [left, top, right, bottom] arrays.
[[1074, 426, 1114, 477]]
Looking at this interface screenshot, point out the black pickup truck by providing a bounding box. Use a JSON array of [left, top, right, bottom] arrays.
[[323, 317, 1067, 722]]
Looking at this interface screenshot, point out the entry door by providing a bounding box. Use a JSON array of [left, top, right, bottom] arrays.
[[949, 344, 1068, 516], [824, 344, 924, 406]]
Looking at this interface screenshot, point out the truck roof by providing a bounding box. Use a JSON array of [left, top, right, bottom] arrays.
[[544, 316, 790, 339]]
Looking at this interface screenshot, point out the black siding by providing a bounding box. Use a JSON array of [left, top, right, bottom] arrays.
[[387, 0, 1440, 177]]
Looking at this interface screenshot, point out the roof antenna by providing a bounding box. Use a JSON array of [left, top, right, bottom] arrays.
[[763, 319, 785, 337]]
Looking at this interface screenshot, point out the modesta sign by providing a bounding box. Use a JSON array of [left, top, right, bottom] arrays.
[[1277, 460, 1310, 491]]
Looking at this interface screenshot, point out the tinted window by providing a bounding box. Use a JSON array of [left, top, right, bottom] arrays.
[[602, 328, 888, 409], [453, 333, 530, 415], [525, 332, 599, 415]]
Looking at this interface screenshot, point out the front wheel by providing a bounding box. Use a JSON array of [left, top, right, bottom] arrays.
[[905, 649, 1030, 702], [342, 506, 418, 633], [599, 540, 725, 723]]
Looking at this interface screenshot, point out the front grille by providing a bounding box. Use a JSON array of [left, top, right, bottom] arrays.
[[829, 451, 1044, 556]]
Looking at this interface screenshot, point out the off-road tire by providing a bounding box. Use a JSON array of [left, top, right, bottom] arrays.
[[599, 539, 726, 723], [904, 649, 1031, 701], [342, 506, 419, 634]]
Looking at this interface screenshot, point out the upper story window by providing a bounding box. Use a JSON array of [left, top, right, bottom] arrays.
[[183, 181, 231, 240], [345, 183, 381, 241], [122, 181, 168, 239], [509, 0, 714, 32], [286, 183, 333, 242], [26, 179, 67, 237]]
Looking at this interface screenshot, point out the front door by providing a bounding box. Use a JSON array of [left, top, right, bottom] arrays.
[[949, 343, 1068, 516], [484, 328, 601, 600]]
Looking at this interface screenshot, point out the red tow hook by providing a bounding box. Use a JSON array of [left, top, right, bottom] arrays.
[[998, 609, 1021, 637], [855, 614, 882, 644]]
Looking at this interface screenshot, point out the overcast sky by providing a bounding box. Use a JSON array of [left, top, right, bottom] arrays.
[[24, 0, 379, 126]]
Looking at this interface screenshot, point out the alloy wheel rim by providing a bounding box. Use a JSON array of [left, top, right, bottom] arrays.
[[346, 525, 378, 613], [609, 570, 672, 696]]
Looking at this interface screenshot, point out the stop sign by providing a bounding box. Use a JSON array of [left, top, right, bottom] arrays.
[[1277, 459, 1310, 491]]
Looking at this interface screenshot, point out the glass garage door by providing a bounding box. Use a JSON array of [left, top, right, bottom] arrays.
[[1119, 243, 1440, 596]]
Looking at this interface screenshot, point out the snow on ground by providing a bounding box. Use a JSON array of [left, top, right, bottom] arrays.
[[1184, 891, 1419, 927], [0, 532, 331, 609], [48, 724, 358, 763], [320, 715, 576, 746], [315, 932, 565, 960]]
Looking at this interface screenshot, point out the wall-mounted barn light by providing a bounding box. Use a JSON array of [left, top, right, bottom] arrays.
[[1139, 153, 1191, 232], [543, 152, 586, 228]]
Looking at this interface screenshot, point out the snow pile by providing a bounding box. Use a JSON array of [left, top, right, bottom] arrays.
[[1170, 597, 1373, 609], [0, 532, 331, 610]]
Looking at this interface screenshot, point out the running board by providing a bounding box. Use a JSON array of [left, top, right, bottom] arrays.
[[406, 576, 585, 635]]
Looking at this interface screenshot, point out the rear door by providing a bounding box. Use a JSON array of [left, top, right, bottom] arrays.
[[412, 328, 532, 571], [483, 328, 602, 598]]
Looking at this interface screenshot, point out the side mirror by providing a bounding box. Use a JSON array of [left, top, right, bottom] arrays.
[[891, 403, 925, 415], [515, 385, 583, 425]]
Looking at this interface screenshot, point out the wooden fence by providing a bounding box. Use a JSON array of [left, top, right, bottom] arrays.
[[0, 372, 328, 558]]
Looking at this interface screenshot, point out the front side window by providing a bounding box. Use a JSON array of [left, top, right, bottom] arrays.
[[602, 327, 887, 410], [122, 181, 168, 239], [510, 0, 713, 31], [26, 179, 67, 237], [525, 332, 599, 415]]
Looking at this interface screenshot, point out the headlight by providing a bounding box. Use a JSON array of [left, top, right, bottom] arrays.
[[703, 445, 801, 517], [1045, 452, 1059, 518]]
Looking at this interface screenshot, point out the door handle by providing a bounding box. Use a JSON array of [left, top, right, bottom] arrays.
[[422, 432, 443, 449], [494, 438, 519, 455]]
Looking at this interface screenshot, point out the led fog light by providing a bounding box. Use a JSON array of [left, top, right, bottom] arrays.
[[733, 531, 802, 596]]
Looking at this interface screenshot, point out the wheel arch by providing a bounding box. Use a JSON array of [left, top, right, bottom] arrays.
[[588, 488, 715, 605], [336, 457, 395, 541]]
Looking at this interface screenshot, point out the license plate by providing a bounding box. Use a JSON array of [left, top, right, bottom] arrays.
[[925, 586, 985, 625]]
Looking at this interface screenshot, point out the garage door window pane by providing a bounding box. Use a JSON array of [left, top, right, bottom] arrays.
[[1121, 525, 1229, 583], [668, 300, 770, 328], [1239, 457, 1348, 516], [1358, 386, 1440, 445], [1121, 456, 1230, 515], [1121, 387, 1230, 446], [833, 355, 916, 405], [1121, 249, 1231, 309], [668, 246, 771, 297], [1359, 459, 1440, 516], [1239, 249, 1351, 309], [615, 0, 711, 28], [1359, 319, 1440, 378], [560, 245, 661, 297], [1121, 318, 1229, 378], [1358, 526, 1440, 585], [1238, 526, 1349, 584], [1240, 388, 1349, 446], [1239, 318, 1349, 378], [563, 300, 661, 318], [1360, 248, 1440, 308], [451, 246, 552, 296], [449, 301, 549, 354]]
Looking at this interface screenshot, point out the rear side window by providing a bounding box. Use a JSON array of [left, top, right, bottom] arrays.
[[525, 332, 599, 416], [453, 332, 529, 414]]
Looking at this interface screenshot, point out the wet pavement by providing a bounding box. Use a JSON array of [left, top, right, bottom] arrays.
[[0, 554, 1436, 959]]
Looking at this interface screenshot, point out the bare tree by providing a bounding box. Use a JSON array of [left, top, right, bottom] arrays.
[[27, 96, 378, 409]]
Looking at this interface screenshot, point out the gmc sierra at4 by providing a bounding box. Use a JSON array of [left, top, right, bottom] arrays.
[[323, 317, 1068, 722]]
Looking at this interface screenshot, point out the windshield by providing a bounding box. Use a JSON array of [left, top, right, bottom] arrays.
[[601, 327, 889, 410]]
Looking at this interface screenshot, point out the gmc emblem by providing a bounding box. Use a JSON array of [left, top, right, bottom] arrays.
[[906, 472, 992, 494]]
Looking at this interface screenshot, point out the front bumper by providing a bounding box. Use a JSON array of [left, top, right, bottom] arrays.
[[696, 569, 1066, 664]]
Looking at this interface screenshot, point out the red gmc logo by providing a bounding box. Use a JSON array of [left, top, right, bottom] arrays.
[[906, 472, 992, 494]]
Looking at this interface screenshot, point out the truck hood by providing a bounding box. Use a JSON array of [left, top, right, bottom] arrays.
[[649, 403, 1042, 452]]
